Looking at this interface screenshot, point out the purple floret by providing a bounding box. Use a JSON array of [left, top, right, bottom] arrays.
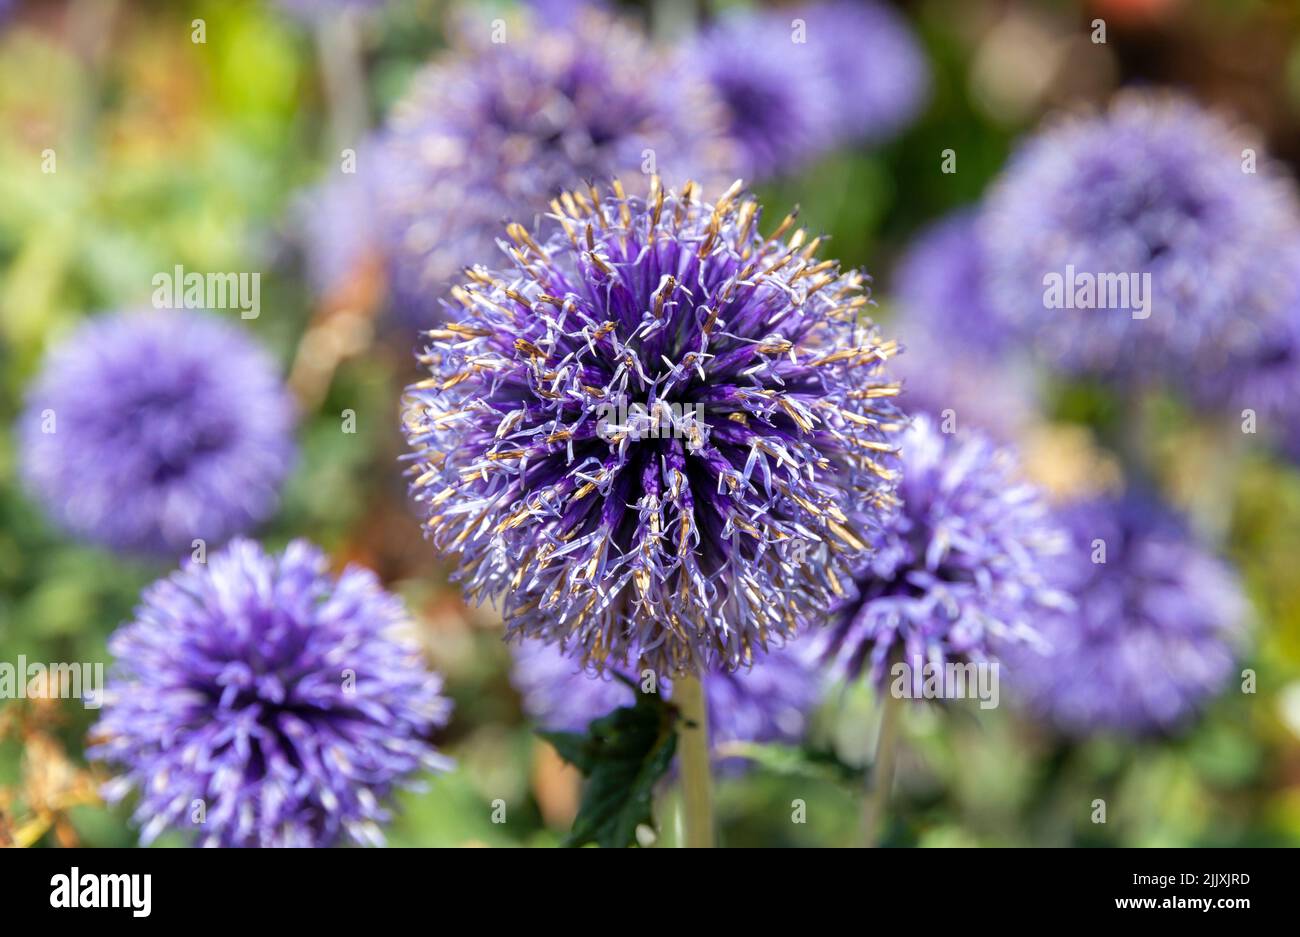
[[90, 539, 453, 847]]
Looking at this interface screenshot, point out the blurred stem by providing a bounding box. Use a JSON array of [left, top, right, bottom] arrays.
[[316, 12, 368, 156], [862, 690, 901, 847], [676, 673, 715, 848]]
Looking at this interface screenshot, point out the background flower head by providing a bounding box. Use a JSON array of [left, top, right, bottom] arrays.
[[819, 416, 1068, 691], [377, 9, 732, 322], [403, 178, 903, 676], [686, 2, 927, 183], [90, 539, 452, 847], [19, 309, 295, 556], [982, 93, 1300, 378], [888, 210, 1039, 440], [686, 7, 839, 181], [802, 0, 929, 146], [1001, 493, 1246, 736], [1185, 246, 1300, 462]]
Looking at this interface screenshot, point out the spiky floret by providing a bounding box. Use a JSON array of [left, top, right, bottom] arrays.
[[403, 178, 903, 676], [819, 417, 1069, 690]]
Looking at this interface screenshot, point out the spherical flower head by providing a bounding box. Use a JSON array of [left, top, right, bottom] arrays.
[[802, 1, 930, 145], [982, 93, 1300, 377], [1000, 493, 1246, 736], [403, 178, 903, 676], [378, 9, 733, 321], [890, 211, 1039, 440], [19, 310, 295, 556], [90, 539, 453, 847], [1186, 246, 1300, 461], [686, 8, 839, 181], [819, 416, 1069, 690], [511, 638, 824, 752]]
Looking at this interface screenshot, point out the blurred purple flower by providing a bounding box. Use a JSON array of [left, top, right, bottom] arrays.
[[892, 210, 1009, 357], [819, 416, 1069, 691], [890, 211, 1039, 440], [524, 0, 606, 27], [686, 2, 927, 182], [91, 539, 452, 848], [402, 178, 902, 676], [511, 638, 824, 752], [1000, 493, 1246, 735], [686, 9, 839, 181], [19, 310, 295, 557], [1188, 248, 1300, 461], [377, 9, 733, 323], [892, 337, 1039, 444], [804, 0, 930, 145], [982, 93, 1300, 378]]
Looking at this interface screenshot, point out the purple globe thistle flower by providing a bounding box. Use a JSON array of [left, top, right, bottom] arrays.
[[511, 638, 824, 751], [90, 539, 453, 848], [890, 211, 1039, 440], [403, 178, 903, 676], [818, 416, 1069, 691], [686, 2, 927, 182], [982, 93, 1300, 377], [1186, 248, 1300, 461], [686, 8, 839, 181], [803, 0, 930, 145], [19, 310, 295, 557], [1000, 493, 1246, 736], [378, 9, 733, 322], [892, 211, 1009, 358]]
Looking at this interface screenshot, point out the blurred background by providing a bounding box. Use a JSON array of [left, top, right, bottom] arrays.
[[2, 0, 1300, 847]]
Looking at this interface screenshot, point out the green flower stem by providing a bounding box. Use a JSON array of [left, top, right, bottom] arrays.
[[862, 689, 901, 847], [676, 673, 715, 848]]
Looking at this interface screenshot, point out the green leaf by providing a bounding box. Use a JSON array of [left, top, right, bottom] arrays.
[[538, 691, 678, 848], [712, 742, 866, 785]]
